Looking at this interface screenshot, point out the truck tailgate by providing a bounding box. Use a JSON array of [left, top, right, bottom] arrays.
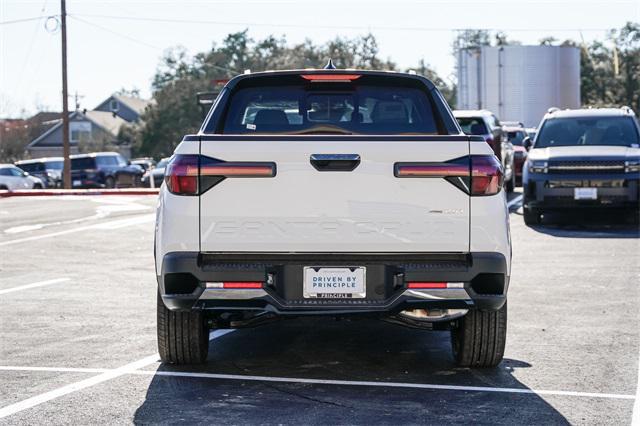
[[199, 137, 470, 253]]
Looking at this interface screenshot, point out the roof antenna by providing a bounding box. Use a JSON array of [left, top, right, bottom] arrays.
[[324, 59, 336, 70]]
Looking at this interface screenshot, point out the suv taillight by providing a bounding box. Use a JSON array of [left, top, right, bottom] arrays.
[[471, 155, 503, 196], [165, 154, 276, 196]]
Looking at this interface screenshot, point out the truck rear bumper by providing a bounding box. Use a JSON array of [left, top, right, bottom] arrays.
[[158, 252, 509, 314]]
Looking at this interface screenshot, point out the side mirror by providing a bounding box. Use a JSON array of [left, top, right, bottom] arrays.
[[127, 160, 132, 166], [523, 136, 532, 151], [22, 171, 29, 177]]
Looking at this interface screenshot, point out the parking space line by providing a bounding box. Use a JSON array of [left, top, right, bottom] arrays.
[[0, 278, 70, 296], [0, 214, 154, 246], [0, 366, 109, 374], [507, 194, 523, 210], [0, 354, 159, 419], [0, 363, 633, 401], [632, 349, 640, 425], [127, 370, 635, 400]]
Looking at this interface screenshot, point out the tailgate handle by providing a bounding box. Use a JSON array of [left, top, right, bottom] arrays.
[[310, 154, 360, 172]]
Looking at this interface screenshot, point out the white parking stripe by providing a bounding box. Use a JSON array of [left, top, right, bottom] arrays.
[[0, 330, 236, 418], [128, 370, 635, 400], [209, 329, 235, 341], [0, 355, 159, 419], [507, 194, 523, 210], [0, 278, 70, 296], [632, 348, 640, 425], [0, 366, 109, 374], [0, 214, 154, 246], [0, 364, 634, 401]]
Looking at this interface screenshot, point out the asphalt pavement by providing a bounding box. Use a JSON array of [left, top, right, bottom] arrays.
[[0, 193, 638, 425]]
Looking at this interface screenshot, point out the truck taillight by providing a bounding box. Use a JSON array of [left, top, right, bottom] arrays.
[[165, 155, 199, 195], [471, 155, 503, 196], [165, 154, 276, 196], [395, 155, 503, 196]]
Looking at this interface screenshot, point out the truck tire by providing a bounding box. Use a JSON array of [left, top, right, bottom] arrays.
[[105, 176, 115, 188], [451, 302, 507, 368], [157, 292, 209, 364]]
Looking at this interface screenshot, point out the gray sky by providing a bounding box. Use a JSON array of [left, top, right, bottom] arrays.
[[1, 0, 638, 117]]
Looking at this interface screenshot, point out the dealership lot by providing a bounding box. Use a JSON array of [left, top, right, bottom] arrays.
[[0, 194, 638, 425]]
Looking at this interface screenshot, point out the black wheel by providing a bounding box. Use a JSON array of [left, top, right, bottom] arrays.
[[0, 185, 7, 190], [451, 302, 507, 368], [33, 183, 43, 189], [523, 206, 541, 225], [105, 176, 115, 188], [157, 292, 209, 364], [505, 169, 515, 192]]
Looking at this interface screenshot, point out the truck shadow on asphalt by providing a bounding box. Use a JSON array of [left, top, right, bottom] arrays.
[[133, 318, 569, 425], [516, 210, 639, 239]]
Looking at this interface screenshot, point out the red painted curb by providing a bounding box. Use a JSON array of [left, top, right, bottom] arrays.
[[0, 189, 160, 198]]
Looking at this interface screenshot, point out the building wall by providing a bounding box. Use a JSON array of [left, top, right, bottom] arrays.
[[457, 45, 581, 128]]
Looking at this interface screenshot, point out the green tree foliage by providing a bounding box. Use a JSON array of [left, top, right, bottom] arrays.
[[541, 22, 639, 110]]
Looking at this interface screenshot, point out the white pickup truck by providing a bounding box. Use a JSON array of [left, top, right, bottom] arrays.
[[155, 68, 511, 368]]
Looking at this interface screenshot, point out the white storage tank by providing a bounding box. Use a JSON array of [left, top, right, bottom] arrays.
[[456, 45, 580, 128]]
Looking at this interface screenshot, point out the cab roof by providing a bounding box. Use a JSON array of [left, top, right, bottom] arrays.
[[223, 69, 437, 90]]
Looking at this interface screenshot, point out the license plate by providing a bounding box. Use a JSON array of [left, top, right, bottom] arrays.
[[72, 180, 81, 187], [303, 267, 366, 299], [574, 188, 597, 200]]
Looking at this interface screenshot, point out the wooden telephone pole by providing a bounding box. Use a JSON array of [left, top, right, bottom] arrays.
[[60, 0, 71, 188]]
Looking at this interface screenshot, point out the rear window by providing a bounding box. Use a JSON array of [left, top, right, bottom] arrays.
[[44, 160, 63, 170], [456, 117, 488, 135], [536, 116, 640, 148], [220, 85, 440, 135], [17, 163, 44, 173], [507, 131, 527, 146], [71, 157, 96, 170]]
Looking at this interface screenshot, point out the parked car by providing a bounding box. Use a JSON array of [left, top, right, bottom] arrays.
[[503, 126, 529, 185], [70, 152, 143, 189], [155, 68, 511, 368], [523, 107, 640, 225], [0, 164, 45, 190], [15, 157, 63, 188], [453, 110, 516, 191], [141, 157, 170, 188], [132, 158, 156, 172], [525, 127, 537, 141]]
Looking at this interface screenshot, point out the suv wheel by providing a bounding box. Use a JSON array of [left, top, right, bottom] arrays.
[[157, 292, 209, 364], [505, 170, 515, 192], [105, 176, 115, 188], [523, 207, 541, 225], [451, 302, 507, 368]]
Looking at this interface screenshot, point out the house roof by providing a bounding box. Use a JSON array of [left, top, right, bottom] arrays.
[[28, 110, 129, 148], [110, 94, 153, 115], [84, 110, 129, 135]]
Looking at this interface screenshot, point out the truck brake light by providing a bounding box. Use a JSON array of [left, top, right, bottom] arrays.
[[165, 154, 276, 196], [471, 155, 503, 196], [394, 155, 503, 196]]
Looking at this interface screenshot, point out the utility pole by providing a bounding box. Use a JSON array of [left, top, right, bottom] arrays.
[[60, 0, 71, 189]]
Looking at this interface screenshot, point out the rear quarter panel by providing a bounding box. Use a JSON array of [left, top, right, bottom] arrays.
[[469, 140, 512, 275]]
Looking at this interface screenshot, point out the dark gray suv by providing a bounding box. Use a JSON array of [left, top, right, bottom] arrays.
[[522, 107, 640, 224]]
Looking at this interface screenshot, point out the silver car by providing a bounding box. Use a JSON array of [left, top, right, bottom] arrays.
[[0, 164, 45, 190]]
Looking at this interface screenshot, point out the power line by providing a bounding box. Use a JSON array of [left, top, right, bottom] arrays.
[[68, 15, 163, 50], [0, 16, 49, 26], [68, 13, 615, 33]]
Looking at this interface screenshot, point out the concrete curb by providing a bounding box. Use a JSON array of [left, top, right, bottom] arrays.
[[0, 188, 160, 198]]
